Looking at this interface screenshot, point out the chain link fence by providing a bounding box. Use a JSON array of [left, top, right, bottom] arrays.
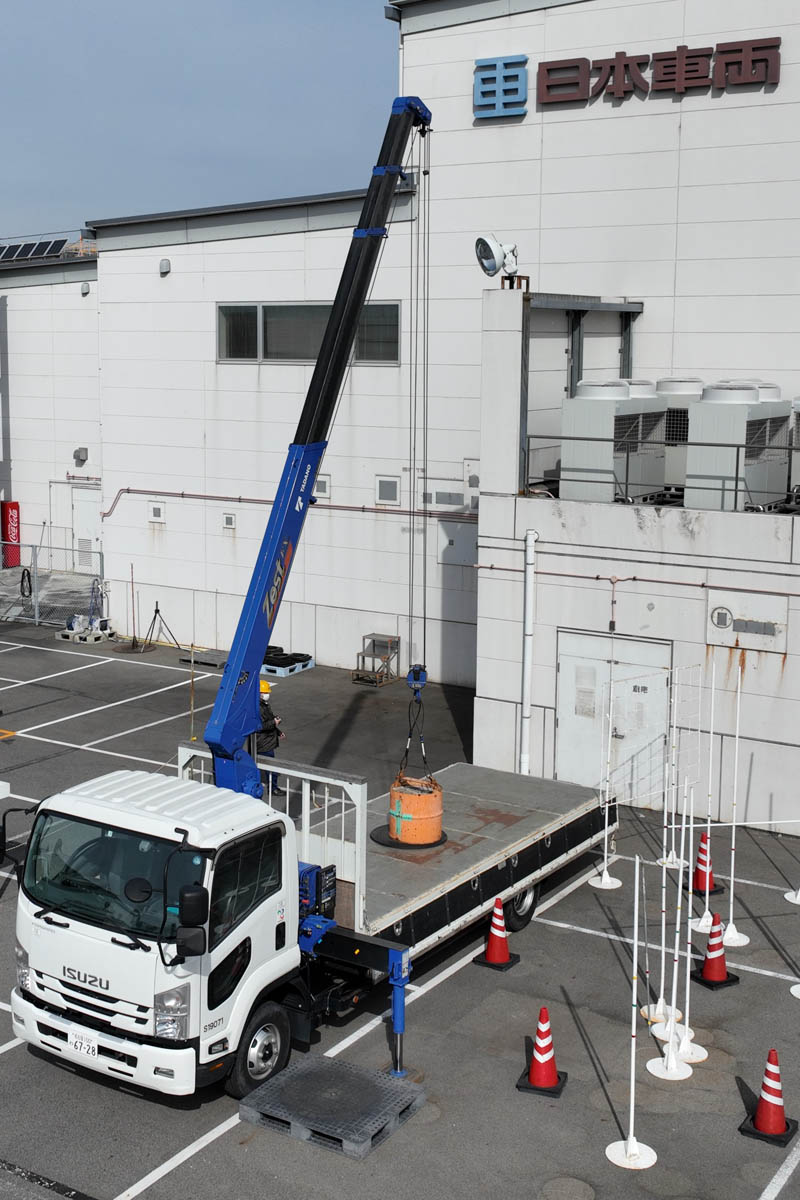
[[0, 541, 104, 628]]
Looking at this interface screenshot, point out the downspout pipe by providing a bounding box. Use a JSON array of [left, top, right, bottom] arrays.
[[519, 529, 539, 775]]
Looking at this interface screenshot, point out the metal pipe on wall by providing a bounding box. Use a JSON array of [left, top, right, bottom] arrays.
[[518, 529, 539, 775]]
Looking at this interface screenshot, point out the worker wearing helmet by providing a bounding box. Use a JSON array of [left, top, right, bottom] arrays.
[[257, 678, 284, 789]]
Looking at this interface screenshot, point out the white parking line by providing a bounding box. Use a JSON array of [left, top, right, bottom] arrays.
[[0, 1038, 22, 1055], [615, 853, 793, 894], [16, 733, 174, 771], [110, 863, 602, 1200], [759, 1138, 800, 1200], [112, 1115, 241, 1200], [0, 659, 111, 694], [0, 1001, 12, 1013], [533, 915, 800, 983], [0, 638, 199, 671], [83, 704, 214, 747], [16, 677, 210, 734]]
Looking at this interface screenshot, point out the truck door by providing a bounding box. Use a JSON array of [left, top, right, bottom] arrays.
[[201, 825, 289, 1051]]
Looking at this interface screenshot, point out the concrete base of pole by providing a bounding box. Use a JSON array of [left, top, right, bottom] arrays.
[[789, 983, 800, 1000], [646, 1044, 693, 1081], [722, 922, 750, 948], [689, 909, 713, 933], [605, 1136, 657, 1170], [650, 1019, 693, 1043], [640, 1001, 682, 1023], [678, 1035, 708, 1064], [588, 868, 622, 890], [657, 852, 686, 869], [784, 889, 800, 906]]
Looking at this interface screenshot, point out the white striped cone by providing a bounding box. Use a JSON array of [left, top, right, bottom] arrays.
[[485, 897, 510, 965], [528, 1006, 559, 1090], [691, 832, 715, 892], [754, 1050, 788, 1137], [700, 914, 728, 984]]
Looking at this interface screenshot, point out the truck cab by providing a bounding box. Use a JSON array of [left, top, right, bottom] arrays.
[[11, 770, 300, 1096]]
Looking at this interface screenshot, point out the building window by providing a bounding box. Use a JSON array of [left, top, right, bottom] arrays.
[[375, 476, 400, 505], [218, 305, 258, 360], [218, 303, 399, 364], [314, 473, 331, 499]]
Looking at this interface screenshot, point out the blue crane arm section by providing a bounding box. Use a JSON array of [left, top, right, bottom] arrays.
[[204, 96, 432, 797]]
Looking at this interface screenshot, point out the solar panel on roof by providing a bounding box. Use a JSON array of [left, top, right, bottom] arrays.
[[1, 244, 21, 260], [30, 241, 52, 258], [47, 238, 67, 256], [17, 243, 37, 259]]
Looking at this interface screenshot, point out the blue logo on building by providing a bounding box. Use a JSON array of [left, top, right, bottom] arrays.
[[473, 55, 528, 119]]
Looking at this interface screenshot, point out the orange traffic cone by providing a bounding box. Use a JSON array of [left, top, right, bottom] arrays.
[[691, 913, 739, 990], [690, 832, 724, 896], [473, 898, 520, 972], [517, 1006, 567, 1097], [739, 1050, 798, 1146]]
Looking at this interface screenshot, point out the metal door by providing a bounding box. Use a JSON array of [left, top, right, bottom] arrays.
[[71, 487, 100, 570], [556, 632, 671, 805]]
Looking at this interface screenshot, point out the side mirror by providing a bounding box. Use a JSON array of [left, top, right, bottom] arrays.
[[179, 884, 209, 928], [175, 926, 206, 958]]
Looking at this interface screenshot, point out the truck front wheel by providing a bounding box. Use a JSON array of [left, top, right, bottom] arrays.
[[504, 884, 539, 932], [225, 1001, 291, 1099]]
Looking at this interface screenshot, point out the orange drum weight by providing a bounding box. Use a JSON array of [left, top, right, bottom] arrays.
[[388, 774, 443, 845]]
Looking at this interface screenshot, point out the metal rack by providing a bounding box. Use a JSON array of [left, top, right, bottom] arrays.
[[352, 634, 400, 687]]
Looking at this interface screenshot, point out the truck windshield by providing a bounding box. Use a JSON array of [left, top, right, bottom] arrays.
[[23, 812, 208, 941]]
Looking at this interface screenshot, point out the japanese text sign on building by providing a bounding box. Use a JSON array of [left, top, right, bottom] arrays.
[[537, 37, 781, 105], [473, 38, 781, 118], [474, 54, 528, 118]]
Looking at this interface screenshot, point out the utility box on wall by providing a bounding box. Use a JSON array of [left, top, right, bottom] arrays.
[[706, 589, 788, 654]]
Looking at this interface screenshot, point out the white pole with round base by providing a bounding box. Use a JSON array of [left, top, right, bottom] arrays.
[[607, 855, 657, 1171], [678, 788, 708, 1064], [724, 665, 750, 949], [647, 790, 693, 1081], [590, 682, 621, 890]]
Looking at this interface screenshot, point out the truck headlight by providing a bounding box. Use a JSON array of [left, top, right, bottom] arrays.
[[154, 983, 190, 1040], [15, 940, 30, 992]]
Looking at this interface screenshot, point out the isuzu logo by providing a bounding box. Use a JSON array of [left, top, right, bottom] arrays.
[[63, 966, 110, 991]]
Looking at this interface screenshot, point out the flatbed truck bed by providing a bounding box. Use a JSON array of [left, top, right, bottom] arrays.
[[362, 762, 612, 952]]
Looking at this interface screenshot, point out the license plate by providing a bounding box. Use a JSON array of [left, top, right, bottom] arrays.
[[67, 1029, 98, 1059]]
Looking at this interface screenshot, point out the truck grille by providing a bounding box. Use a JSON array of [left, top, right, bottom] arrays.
[[32, 970, 151, 1036]]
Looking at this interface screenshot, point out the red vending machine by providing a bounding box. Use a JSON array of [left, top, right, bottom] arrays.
[[1, 501, 20, 567]]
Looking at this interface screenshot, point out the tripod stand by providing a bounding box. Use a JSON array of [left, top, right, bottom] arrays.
[[140, 601, 182, 653]]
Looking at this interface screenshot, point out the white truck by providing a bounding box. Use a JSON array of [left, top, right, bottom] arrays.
[[8, 758, 612, 1097]]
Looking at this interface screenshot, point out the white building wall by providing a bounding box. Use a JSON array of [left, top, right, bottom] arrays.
[[98, 232, 478, 683], [402, 0, 800, 402], [0, 274, 99, 548]]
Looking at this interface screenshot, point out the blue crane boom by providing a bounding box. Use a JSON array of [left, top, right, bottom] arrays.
[[205, 96, 432, 796]]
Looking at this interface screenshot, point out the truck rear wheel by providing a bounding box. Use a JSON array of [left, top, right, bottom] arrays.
[[225, 1001, 291, 1099], [504, 884, 539, 932]]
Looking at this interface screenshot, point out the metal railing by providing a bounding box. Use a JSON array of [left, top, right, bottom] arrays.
[[177, 743, 369, 933], [527, 433, 800, 512], [0, 541, 104, 627]]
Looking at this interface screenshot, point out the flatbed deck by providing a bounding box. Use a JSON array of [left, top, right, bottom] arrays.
[[362, 762, 609, 948]]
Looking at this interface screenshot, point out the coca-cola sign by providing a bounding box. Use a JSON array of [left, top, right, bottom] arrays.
[[2, 501, 20, 567]]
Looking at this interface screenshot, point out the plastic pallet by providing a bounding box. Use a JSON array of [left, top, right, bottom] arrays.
[[260, 658, 315, 678], [240, 1058, 425, 1159]]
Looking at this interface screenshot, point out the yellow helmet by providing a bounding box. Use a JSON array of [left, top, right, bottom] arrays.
[[259, 678, 272, 695]]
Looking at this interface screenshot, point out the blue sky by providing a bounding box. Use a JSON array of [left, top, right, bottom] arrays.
[[0, 0, 398, 238]]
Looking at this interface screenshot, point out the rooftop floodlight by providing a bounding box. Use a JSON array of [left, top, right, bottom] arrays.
[[475, 234, 518, 278]]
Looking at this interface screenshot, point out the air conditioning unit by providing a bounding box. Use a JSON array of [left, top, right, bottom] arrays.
[[685, 382, 790, 511], [655, 377, 704, 491], [560, 379, 666, 503]]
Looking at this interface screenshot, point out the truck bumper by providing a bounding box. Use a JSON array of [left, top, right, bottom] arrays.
[[11, 989, 197, 1096]]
